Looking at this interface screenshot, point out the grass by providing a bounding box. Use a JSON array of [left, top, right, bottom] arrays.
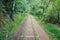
[[0, 13, 26, 40], [9, 14, 26, 40], [34, 16, 60, 40]]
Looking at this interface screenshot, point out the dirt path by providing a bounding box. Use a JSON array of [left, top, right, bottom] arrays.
[[31, 15, 50, 40], [13, 14, 49, 40]]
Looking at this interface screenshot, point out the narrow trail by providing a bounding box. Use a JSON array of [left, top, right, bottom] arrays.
[[13, 14, 49, 40], [31, 15, 50, 40]]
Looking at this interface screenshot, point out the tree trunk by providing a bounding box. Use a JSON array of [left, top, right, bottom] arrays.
[[57, 11, 59, 23], [9, 0, 16, 21]]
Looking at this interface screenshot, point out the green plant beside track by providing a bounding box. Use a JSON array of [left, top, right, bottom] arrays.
[[0, 13, 26, 40], [34, 16, 60, 40]]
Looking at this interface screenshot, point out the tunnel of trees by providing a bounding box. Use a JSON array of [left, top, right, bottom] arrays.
[[0, 0, 60, 40]]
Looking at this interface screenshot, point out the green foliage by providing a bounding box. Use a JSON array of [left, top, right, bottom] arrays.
[[1, 0, 60, 40], [41, 22, 60, 40], [30, 0, 60, 24], [35, 16, 60, 40], [0, 0, 26, 40], [0, 13, 26, 40]]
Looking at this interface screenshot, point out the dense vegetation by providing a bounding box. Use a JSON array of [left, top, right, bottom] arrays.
[[30, 0, 60, 24], [32, 0, 60, 40], [0, 0, 60, 40], [35, 16, 60, 40], [0, 0, 26, 40]]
